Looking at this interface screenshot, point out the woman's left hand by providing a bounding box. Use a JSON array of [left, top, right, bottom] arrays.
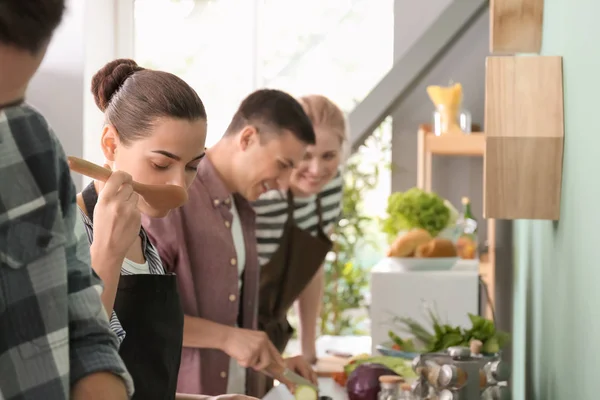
[[284, 355, 318, 385], [303, 351, 318, 366]]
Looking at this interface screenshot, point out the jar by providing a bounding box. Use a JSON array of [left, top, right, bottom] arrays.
[[459, 109, 472, 134], [398, 382, 413, 399], [433, 107, 472, 136], [378, 375, 403, 400]]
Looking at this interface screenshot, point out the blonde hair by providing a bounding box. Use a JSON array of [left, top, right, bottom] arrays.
[[298, 94, 350, 160]]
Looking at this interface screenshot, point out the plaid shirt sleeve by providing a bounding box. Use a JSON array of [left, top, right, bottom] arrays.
[[0, 104, 133, 399]]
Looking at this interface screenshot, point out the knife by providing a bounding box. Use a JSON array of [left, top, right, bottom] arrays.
[[282, 368, 318, 391], [265, 363, 318, 391]]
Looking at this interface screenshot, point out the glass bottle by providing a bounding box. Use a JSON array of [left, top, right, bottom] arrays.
[[378, 375, 402, 400], [455, 197, 478, 260]]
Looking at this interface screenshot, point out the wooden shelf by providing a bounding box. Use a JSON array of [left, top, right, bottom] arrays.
[[423, 131, 485, 156], [416, 124, 496, 320], [417, 126, 486, 190]]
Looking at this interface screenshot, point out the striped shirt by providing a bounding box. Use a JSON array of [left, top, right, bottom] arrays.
[[78, 192, 165, 344], [253, 171, 344, 266]]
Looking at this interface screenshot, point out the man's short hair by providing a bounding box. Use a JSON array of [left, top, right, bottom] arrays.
[[0, 0, 66, 53], [226, 89, 316, 145]]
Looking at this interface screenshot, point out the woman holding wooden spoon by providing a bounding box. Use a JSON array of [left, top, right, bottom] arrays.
[[76, 58, 256, 400]]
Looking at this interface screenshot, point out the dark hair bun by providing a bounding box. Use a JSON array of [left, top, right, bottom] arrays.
[[91, 59, 144, 112]]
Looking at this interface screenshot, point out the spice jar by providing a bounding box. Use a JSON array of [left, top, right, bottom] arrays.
[[378, 375, 403, 400]]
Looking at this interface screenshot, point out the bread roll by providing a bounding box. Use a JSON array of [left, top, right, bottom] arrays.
[[415, 238, 457, 258], [387, 229, 432, 257]]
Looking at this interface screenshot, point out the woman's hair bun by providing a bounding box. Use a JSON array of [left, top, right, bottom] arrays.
[[91, 58, 145, 112]]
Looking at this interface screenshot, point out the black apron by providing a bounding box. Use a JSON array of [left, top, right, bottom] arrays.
[[259, 190, 333, 343], [81, 183, 184, 400]]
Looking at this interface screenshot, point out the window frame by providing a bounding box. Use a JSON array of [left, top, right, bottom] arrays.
[[115, 0, 264, 87]]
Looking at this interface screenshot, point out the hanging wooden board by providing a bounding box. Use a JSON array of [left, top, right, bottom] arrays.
[[490, 0, 545, 54], [484, 56, 564, 220]]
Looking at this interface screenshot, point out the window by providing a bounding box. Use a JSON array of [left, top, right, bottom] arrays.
[[134, 0, 257, 145], [260, 0, 393, 111], [132, 0, 393, 145], [130, 0, 393, 336]]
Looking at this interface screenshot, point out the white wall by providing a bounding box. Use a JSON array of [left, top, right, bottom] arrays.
[[27, 0, 85, 188], [27, 0, 121, 190]]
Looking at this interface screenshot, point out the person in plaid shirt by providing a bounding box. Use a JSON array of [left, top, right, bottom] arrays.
[[0, 1, 133, 399]]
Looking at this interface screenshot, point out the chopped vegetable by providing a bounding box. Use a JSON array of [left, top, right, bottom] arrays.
[[295, 385, 318, 400], [332, 371, 347, 387]]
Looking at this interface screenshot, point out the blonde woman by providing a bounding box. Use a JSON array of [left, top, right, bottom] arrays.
[[253, 94, 347, 384]]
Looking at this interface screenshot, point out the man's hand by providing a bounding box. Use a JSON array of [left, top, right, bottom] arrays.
[[222, 327, 283, 370], [72, 372, 128, 400], [284, 355, 318, 385]]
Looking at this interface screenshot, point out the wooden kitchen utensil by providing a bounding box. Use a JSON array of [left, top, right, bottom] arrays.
[[67, 156, 188, 210], [484, 56, 564, 220]]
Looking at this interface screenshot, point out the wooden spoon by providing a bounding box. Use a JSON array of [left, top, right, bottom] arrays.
[[67, 156, 188, 210]]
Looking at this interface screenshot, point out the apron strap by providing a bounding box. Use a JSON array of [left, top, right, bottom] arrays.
[[315, 194, 325, 229], [287, 189, 325, 230], [285, 189, 295, 221], [81, 182, 99, 222], [271, 190, 296, 311]]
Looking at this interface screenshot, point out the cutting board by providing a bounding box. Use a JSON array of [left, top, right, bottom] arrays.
[[490, 0, 544, 53], [263, 378, 347, 400], [314, 356, 348, 377]]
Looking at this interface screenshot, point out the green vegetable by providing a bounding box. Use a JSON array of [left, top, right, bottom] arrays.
[[388, 331, 417, 352], [344, 356, 417, 379], [392, 317, 434, 345], [462, 313, 510, 353], [295, 385, 317, 400], [381, 188, 451, 240], [389, 307, 510, 354]]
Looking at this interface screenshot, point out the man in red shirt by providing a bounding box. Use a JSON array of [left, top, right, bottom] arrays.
[[144, 89, 318, 397]]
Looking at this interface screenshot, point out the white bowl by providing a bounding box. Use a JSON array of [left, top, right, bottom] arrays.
[[387, 256, 459, 271]]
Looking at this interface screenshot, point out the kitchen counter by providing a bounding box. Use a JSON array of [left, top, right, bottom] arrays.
[[286, 335, 372, 360], [263, 378, 347, 400], [268, 335, 372, 400]]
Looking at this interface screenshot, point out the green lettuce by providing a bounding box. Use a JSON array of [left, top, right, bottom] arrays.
[[381, 188, 452, 240]]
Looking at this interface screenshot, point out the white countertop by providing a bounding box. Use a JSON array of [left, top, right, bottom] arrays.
[[269, 336, 372, 400], [285, 335, 372, 359], [263, 378, 347, 400]]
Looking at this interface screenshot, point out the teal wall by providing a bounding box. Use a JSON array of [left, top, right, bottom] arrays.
[[512, 0, 600, 399]]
